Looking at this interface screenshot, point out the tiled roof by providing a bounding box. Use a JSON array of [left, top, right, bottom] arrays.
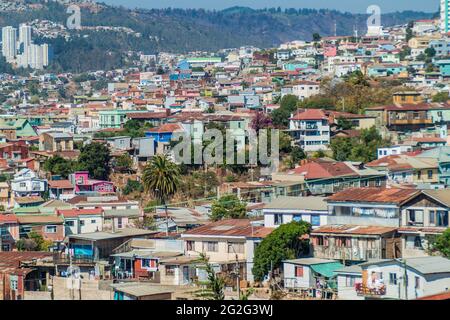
[[146, 123, 182, 133], [57, 208, 103, 218], [48, 180, 74, 189], [0, 214, 18, 224], [290, 109, 327, 121], [289, 160, 357, 179]]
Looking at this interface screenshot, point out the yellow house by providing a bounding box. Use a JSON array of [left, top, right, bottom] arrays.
[[393, 91, 424, 105]]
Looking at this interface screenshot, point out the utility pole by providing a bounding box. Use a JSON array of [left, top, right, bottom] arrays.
[[235, 253, 240, 300], [403, 259, 408, 300]]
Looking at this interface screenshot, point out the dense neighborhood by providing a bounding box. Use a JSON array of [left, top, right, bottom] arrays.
[[0, 0, 449, 302]]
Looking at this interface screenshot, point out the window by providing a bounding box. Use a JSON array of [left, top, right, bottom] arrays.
[[414, 236, 423, 249], [19, 182, 26, 188], [117, 217, 123, 229], [166, 265, 176, 276], [427, 170, 433, 179], [203, 241, 218, 252], [91, 219, 96, 224], [65, 221, 74, 227], [186, 240, 194, 251], [311, 215, 321, 226], [10, 279, 18, 291], [295, 266, 304, 277], [274, 214, 283, 225], [345, 275, 356, 287], [408, 210, 424, 226], [415, 276, 420, 289], [293, 214, 302, 222], [45, 225, 57, 233], [417, 171, 422, 180], [80, 220, 85, 226], [141, 259, 156, 269], [436, 210, 449, 227], [389, 273, 397, 285], [228, 242, 244, 254], [429, 210, 436, 225]]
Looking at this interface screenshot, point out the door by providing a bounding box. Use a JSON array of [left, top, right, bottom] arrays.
[[182, 266, 190, 284]]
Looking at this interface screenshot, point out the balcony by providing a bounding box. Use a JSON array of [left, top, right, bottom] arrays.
[[389, 118, 433, 125], [313, 245, 380, 261], [355, 283, 386, 297]]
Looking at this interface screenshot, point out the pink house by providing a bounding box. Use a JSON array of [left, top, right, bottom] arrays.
[[71, 171, 115, 194]]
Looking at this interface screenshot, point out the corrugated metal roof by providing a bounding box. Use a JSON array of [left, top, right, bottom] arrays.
[[311, 224, 397, 235], [326, 187, 419, 204]]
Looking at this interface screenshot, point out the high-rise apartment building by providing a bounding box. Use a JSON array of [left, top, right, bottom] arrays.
[[441, 0, 450, 33], [1, 26, 17, 63]]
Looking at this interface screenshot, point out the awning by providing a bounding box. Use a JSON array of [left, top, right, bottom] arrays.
[[310, 262, 344, 278]]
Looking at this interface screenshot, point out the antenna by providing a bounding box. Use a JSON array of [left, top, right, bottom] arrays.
[[334, 21, 337, 37]]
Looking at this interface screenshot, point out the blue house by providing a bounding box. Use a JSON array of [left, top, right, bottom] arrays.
[[145, 123, 182, 150], [367, 64, 406, 77], [436, 60, 450, 77], [176, 59, 191, 70]]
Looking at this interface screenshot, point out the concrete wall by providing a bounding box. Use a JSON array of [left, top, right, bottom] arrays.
[[24, 291, 52, 300], [50, 276, 113, 300]]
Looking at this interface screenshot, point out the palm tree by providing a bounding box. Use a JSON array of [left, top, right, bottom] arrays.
[[142, 154, 181, 235]]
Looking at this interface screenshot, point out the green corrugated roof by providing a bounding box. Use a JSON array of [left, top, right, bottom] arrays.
[[310, 262, 344, 278]]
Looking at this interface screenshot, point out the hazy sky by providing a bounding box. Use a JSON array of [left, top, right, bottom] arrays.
[[99, 0, 439, 13]]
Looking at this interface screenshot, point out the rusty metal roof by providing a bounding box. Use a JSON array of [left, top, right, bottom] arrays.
[[181, 219, 267, 238], [311, 224, 397, 236], [326, 187, 419, 204]]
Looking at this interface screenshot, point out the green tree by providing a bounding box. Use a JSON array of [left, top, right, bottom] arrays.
[[115, 154, 133, 170], [194, 253, 225, 300], [252, 221, 311, 282], [271, 94, 299, 128], [210, 194, 247, 221], [142, 154, 181, 234], [122, 179, 143, 195], [312, 33, 321, 42], [43, 155, 76, 178], [424, 47, 436, 58], [78, 142, 111, 180], [430, 228, 450, 258], [291, 146, 306, 163], [336, 117, 354, 130], [432, 92, 449, 103]]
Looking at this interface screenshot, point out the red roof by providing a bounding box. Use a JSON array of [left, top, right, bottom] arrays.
[[290, 109, 327, 121], [48, 180, 74, 189], [416, 291, 450, 300], [57, 208, 104, 218], [147, 123, 182, 133], [0, 214, 18, 224], [289, 160, 357, 180]]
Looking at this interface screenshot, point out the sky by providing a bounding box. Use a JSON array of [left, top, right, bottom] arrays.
[[99, 0, 440, 13]]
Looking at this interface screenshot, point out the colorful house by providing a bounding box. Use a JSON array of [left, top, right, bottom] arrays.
[[69, 171, 115, 195]]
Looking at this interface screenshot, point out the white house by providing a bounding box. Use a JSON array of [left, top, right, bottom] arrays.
[[263, 196, 328, 228], [289, 109, 330, 152], [292, 81, 320, 100], [10, 168, 47, 197], [57, 208, 104, 235], [356, 257, 450, 300], [334, 264, 364, 300]]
